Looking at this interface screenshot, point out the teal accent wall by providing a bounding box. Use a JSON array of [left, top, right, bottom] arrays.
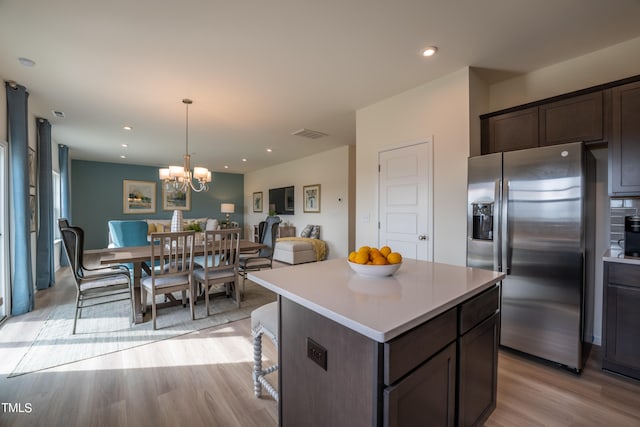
[[71, 160, 244, 249]]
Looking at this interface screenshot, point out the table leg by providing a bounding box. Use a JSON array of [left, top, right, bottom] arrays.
[[132, 262, 144, 324]]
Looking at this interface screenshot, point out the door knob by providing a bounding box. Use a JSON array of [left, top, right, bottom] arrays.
[[418, 234, 427, 241]]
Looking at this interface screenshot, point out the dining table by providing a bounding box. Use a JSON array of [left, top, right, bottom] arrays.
[[86, 239, 265, 324]]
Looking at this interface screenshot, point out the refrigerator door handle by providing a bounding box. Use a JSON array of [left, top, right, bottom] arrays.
[[502, 179, 511, 275], [494, 179, 501, 272]]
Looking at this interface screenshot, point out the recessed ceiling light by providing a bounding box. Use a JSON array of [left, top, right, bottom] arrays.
[[18, 57, 36, 67], [422, 46, 438, 57], [242, 158, 247, 162], [121, 144, 128, 148], [123, 125, 132, 131], [224, 165, 229, 169], [267, 148, 273, 153], [120, 155, 126, 159], [52, 110, 65, 118]]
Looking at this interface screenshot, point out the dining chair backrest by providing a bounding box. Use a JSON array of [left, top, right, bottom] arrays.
[[58, 218, 70, 231], [257, 221, 267, 244], [202, 228, 241, 272], [259, 216, 281, 258], [148, 231, 196, 278], [60, 226, 82, 280]]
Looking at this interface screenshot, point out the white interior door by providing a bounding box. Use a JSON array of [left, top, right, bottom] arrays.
[[379, 141, 433, 261], [1, 141, 8, 318]]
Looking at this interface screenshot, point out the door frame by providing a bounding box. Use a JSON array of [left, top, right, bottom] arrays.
[[378, 138, 434, 261]]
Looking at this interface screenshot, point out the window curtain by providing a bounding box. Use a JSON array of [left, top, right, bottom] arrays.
[[58, 144, 70, 266], [36, 118, 55, 289], [5, 81, 34, 314]]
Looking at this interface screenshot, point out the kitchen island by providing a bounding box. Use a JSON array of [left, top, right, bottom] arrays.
[[249, 258, 504, 427]]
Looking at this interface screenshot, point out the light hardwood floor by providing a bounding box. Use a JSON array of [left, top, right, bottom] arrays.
[[1, 269, 639, 426]]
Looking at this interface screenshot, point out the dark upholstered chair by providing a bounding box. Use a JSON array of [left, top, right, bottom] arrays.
[[239, 216, 281, 294], [60, 225, 133, 334]]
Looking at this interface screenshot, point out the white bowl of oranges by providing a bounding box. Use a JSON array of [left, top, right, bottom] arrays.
[[347, 246, 402, 277]]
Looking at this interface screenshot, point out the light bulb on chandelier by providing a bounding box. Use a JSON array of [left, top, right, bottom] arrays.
[[159, 99, 212, 193]]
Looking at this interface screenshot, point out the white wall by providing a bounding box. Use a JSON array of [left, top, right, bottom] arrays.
[[356, 67, 471, 266], [243, 145, 353, 260], [488, 36, 640, 112]]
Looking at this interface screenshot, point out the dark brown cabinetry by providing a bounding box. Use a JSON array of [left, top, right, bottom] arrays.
[[481, 91, 606, 155], [609, 81, 640, 195], [602, 262, 640, 381], [457, 286, 500, 427], [485, 107, 539, 154], [279, 286, 499, 427], [480, 74, 640, 195], [385, 342, 457, 427], [384, 308, 458, 427], [539, 91, 604, 146]]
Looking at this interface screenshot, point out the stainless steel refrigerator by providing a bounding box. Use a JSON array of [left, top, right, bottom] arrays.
[[467, 142, 595, 372]]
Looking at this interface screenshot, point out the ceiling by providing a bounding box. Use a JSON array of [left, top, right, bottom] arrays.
[[2, 0, 640, 174]]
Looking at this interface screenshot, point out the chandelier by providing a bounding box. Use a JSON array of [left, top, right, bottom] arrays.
[[159, 99, 211, 192]]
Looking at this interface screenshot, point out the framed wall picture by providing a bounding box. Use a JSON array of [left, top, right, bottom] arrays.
[[253, 191, 263, 212], [29, 195, 36, 232], [303, 184, 321, 213], [162, 185, 191, 211], [28, 147, 36, 188], [123, 180, 156, 214]]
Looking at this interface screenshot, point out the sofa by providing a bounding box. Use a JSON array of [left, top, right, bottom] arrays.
[[108, 217, 220, 248], [273, 224, 326, 265]]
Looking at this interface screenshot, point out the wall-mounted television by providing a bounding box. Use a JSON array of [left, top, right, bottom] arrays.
[[269, 186, 294, 215]]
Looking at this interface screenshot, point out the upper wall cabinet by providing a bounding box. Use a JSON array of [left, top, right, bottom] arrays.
[[609, 81, 640, 196], [485, 107, 539, 153], [539, 91, 604, 146], [481, 90, 607, 155]]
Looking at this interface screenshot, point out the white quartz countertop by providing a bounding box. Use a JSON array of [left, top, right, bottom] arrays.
[[249, 258, 504, 343], [602, 249, 640, 266]]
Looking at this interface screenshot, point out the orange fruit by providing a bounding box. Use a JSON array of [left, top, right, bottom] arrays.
[[354, 251, 369, 265], [348, 251, 357, 262], [372, 257, 388, 265], [358, 246, 370, 254], [369, 248, 382, 260], [387, 252, 402, 264], [380, 246, 392, 257]]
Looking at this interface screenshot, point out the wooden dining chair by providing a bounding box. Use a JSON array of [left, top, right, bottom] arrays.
[[193, 228, 242, 316], [141, 231, 196, 330]]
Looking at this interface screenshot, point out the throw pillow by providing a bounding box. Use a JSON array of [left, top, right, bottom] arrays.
[[147, 223, 156, 235], [310, 225, 321, 239], [300, 224, 313, 238]]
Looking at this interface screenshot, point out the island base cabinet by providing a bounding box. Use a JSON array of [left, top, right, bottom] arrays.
[[278, 285, 499, 427], [384, 342, 457, 427], [280, 297, 378, 427], [457, 313, 499, 427]]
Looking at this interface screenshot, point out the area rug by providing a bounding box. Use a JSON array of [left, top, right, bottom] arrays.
[[9, 280, 275, 377]]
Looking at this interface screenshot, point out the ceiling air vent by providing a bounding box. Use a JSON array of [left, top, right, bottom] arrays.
[[52, 110, 65, 118], [291, 128, 328, 139]]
